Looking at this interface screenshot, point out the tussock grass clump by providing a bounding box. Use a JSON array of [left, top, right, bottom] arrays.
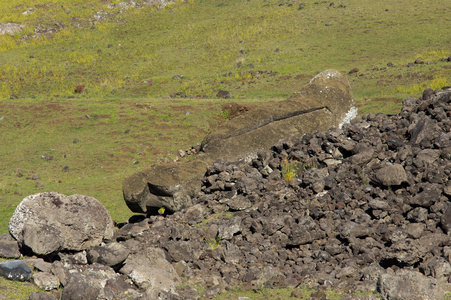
[[397, 76, 451, 95], [280, 158, 316, 182]]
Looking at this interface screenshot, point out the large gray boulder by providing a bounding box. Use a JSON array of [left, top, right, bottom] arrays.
[[123, 69, 356, 214], [377, 270, 444, 300], [9, 192, 114, 256], [119, 247, 180, 298]]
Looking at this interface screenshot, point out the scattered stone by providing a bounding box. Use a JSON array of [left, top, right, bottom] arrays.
[[119, 247, 180, 298], [377, 270, 444, 300], [61, 273, 102, 300], [216, 90, 231, 99], [0, 234, 21, 258], [35, 181, 45, 188], [0, 23, 24, 35], [348, 67, 359, 74], [28, 292, 57, 300], [372, 164, 407, 187], [0, 260, 31, 281], [8, 85, 451, 299], [177, 149, 186, 158], [33, 272, 59, 290], [87, 242, 130, 268], [74, 85, 85, 94], [22, 8, 35, 16]]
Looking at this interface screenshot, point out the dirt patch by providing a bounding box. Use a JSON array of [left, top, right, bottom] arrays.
[[154, 124, 172, 130], [169, 105, 194, 111], [46, 103, 66, 111], [221, 102, 254, 120]]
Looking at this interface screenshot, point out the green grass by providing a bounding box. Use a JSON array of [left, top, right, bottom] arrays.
[[0, 0, 451, 298], [0, 259, 47, 298], [0, 98, 231, 232], [0, 0, 450, 103]]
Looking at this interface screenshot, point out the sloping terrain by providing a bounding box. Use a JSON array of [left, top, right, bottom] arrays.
[[0, 0, 450, 102], [0, 0, 450, 298]]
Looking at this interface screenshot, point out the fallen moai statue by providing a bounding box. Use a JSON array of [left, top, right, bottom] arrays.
[[123, 69, 357, 214]]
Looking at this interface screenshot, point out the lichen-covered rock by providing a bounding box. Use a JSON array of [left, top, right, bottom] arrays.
[[9, 192, 114, 255], [119, 247, 180, 298], [32, 272, 59, 291], [377, 270, 444, 300], [87, 242, 130, 268], [0, 260, 31, 282], [0, 233, 21, 259]]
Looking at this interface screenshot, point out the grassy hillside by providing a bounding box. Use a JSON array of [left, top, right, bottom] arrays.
[[0, 0, 450, 298], [1, 0, 450, 103]]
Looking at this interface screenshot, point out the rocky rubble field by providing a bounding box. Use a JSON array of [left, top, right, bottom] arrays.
[[159, 86, 451, 299], [1, 86, 451, 300]]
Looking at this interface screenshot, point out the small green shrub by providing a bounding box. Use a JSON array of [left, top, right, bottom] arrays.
[[280, 158, 316, 182], [205, 235, 222, 250]]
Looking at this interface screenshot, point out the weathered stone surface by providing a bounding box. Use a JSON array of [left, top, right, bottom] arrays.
[[87, 242, 130, 267], [409, 184, 441, 208], [119, 247, 180, 298], [123, 159, 210, 213], [0, 260, 31, 281], [61, 273, 102, 300], [0, 233, 21, 258], [183, 203, 206, 225], [377, 270, 444, 300], [61, 264, 118, 300], [123, 69, 356, 214], [0, 23, 24, 35], [9, 192, 114, 255], [51, 261, 68, 286], [34, 260, 53, 273], [440, 204, 451, 234], [372, 164, 407, 187], [202, 69, 356, 161], [28, 292, 57, 300], [167, 241, 195, 262], [32, 272, 59, 291]]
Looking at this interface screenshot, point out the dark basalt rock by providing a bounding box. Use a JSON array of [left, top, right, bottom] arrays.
[[0, 260, 32, 282]]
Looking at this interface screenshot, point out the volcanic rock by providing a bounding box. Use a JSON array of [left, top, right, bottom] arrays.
[[9, 192, 114, 255]]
